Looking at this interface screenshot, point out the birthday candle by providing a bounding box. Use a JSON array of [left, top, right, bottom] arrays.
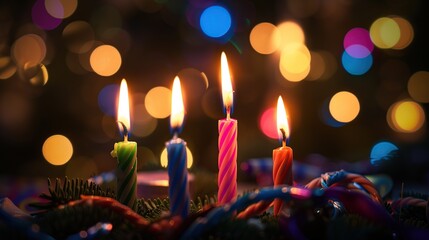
[[111, 79, 137, 211], [167, 76, 190, 218], [218, 52, 238, 205], [272, 96, 293, 216]]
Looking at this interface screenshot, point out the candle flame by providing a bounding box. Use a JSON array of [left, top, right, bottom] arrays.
[[118, 79, 131, 138], [170, 76, 185, 131], [221, 52, 233, 113], [277, 96, 290, 144]]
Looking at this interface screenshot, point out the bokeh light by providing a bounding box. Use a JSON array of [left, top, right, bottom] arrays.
[[341, 50, 372, 75], [282, 43, 311, 74], [249, 22, 280, 54], [100, 28, 131, 54], [79, 44, 99, 72], [62, 21, 95, 54], [307, 51, 325, 81], [279, 43, 311, 82], [259, 107, 277, 139], [160, 146, 194, 169], [145, 86, 171, 119], [32, 0, 62, 30], [133, 102, 158, 137], [20, 63, 49, 86], [279, 65, 310, 82], [370, 17, 400, 49], [11, 34, 46, 68], [65, 156, 98, 179], [387, 100, 425, 133], [90, 45, 122, 76], [392, 17, 414, 49], [98, 84, 119, 117], [345, 44, 371, 59], [277, 21, 305, 49], [370, 141, 398, 166], [407, 71, 429, 103], [343, 27, 373, 58], [309, 50, 337, 81], [44, 0, 64, 19], [42, 134, 73, 166], [45, 0, 78, 19], [0, 56, 17, 80], [329, 91, 360, 123], [320, 99, 345, 127], [200, 5, 232, 38]]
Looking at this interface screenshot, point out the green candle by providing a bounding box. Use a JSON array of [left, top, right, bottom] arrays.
[[111, 79, 137, 211], [111, 139, 137, 211]]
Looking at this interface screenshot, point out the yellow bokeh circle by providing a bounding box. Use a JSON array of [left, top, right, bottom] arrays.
[[249, 22, 281, 54], [42, 134, 73, 166], [279, 43, 311, 82], [370, 17, 400, 49], [144, 86, 171, 119], [90, 45, 122, 76], [387, 100, 425, 133], [277, 21, 305, 49], [329, 91, 360, 123]]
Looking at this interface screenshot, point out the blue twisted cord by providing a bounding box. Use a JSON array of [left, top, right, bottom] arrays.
[[180, 186, 320, 240]]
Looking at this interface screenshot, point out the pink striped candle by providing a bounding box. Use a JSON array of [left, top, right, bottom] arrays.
[[218, 52, 237, 204], [273, 96, 293, 216]]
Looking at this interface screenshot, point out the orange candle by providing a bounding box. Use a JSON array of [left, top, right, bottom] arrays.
[[273, 96, 293, 216]]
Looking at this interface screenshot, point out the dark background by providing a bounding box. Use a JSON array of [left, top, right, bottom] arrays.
[[0, 0, 428, 192]]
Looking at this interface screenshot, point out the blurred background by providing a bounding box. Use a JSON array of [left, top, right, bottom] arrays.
[[0, 0, 428, 203]]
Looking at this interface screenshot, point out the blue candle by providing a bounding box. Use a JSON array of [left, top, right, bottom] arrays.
[[167, 76, 189, 218]]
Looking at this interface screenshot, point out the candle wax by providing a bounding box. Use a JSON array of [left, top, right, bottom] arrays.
[[218, 118, 238, 204], [111, 141, 138, 211], [167, 137, 189, 218], [272, 145, 293, 216]]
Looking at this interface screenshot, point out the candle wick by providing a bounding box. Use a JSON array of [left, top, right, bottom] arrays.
[[118, 121, 128, 142], [226, 107, 231, 120], [280, 128, 286, 147]]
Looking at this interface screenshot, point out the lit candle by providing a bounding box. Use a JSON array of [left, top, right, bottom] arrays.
[[273, 96, 293, 216], [111, 79, 137, 211], [167, 76, 190, 218], [218, 52, 238, 205]]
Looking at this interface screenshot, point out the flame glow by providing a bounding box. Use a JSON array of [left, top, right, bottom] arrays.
[[170, 76, 185, 129], [117, 79, 130, 135], [221, 52, 233, 109], [276, 96, 290, 142]]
